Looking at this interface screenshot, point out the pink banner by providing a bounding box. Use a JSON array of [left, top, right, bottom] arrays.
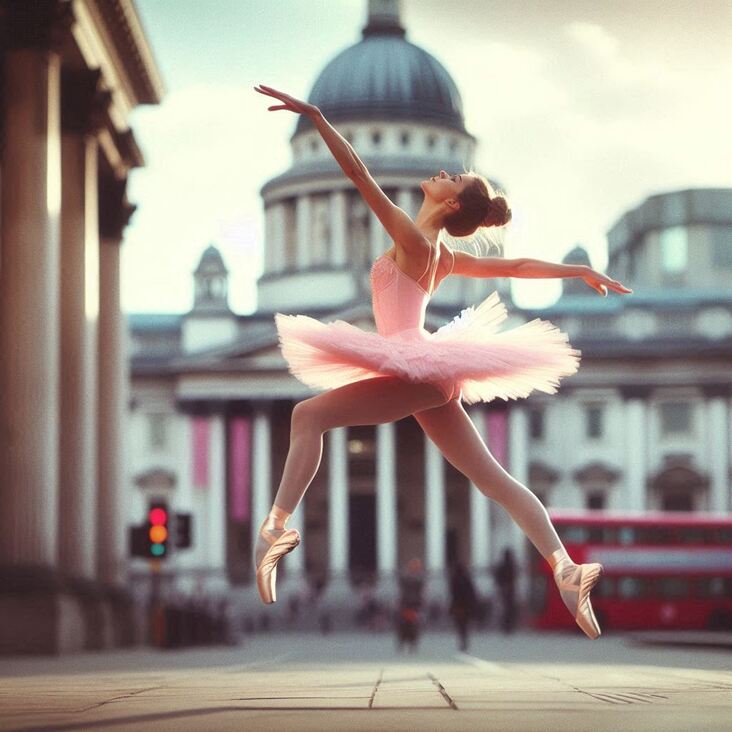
[[192, 416, 210, 489], [229, 416, 251, 522], [486, 408, 508, 469]]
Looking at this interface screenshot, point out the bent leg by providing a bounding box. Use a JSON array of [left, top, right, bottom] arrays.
[[271, 376, 449, 514], [412, 399, 565, 561]]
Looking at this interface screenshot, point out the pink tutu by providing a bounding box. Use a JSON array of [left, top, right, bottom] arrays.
[[274, 290, 581, 405]]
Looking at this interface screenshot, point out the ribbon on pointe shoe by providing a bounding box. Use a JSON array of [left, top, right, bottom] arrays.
[[555, 562, 604, 640], [255, 527, 301, 604]]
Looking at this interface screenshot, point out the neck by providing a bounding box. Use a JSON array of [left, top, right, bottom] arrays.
[[414, 199, 444, 246]]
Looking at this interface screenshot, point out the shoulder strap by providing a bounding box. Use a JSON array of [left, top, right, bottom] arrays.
[[417, 245, 439, 282]]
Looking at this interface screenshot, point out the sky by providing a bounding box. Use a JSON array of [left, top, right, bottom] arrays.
[[124, 0, 732, 315]]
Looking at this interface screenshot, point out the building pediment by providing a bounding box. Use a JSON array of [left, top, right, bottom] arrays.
[[134, 467, 176, 489], [572, 461, 621, 484], [529, 460, 560, 484], [646, 456, 710, 490]]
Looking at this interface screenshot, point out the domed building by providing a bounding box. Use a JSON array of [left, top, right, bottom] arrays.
[[128, 0, 732, 631], [257, 0, 510, 317]]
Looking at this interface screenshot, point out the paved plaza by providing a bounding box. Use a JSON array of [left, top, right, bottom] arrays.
[[0, 630, 730, 731]]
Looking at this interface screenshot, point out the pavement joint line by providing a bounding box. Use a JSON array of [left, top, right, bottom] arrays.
[[75, 685, 166, 714], [367, 667, 383, 709], [427, 672, 459, 710]]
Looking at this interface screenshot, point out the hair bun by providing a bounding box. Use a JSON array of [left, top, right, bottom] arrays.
[[483, 196, 512, 227]]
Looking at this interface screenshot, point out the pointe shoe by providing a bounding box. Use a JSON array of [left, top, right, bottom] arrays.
[[554, 562, 604, 639], [254, 526, 301, 604]]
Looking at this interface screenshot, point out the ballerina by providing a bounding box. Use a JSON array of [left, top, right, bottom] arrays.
[[252, 83, 632, 639]]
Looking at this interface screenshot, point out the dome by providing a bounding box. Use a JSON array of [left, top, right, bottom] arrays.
[[294, 3, 466, 136], [194, 244, 228, 275]]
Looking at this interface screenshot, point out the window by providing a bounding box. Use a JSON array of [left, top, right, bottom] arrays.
[[148, 413, 167, 449], [586, 490, 605, 510], [711, 226, 732, 267], [659, 226, 688, 274], [400, 130, 410, 147], [310, 138, 318, 152], [657, 577, 689, 599], [426, 133, 437, 150], [660, 401, 691, 434], [618, 577, 649, 599], [585, 404, 603, 438], [559, 524, 588, 543], [371, 130, 381, 146], [529, 406, 544, 439], [618, 526, 637, 545]]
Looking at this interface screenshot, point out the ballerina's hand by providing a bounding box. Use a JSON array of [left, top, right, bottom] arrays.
[[253, 84, 320, 118], [582, 268, 633, 297]]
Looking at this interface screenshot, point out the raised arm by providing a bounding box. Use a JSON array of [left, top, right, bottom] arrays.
[[452, 250, 633, 296], [254, 84, 427, 253]]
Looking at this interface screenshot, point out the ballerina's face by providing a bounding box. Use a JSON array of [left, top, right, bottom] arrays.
[[420, 169, 471, 204]]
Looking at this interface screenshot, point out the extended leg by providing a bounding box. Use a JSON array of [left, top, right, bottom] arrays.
[[255, 376, 449, 603], [412, 399, 565, 560], [412, 399, 604, 638]]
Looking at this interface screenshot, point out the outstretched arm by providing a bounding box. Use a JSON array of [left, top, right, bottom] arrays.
[[254, 84, 427, 252], [452, 250, 632, 297]]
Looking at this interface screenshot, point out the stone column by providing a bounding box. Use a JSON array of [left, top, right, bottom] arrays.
[[0, 0, 77, 655], [296, 194, 312, 269], [468, 406, 491, 594], [397, 189, 414, 218], [424, 436, 448, 604], [0, 6, 63, 571], [369, 210, 383, 260], [322, 426, 351, 604], [208, 411, 228, 592], [703, 384, 730, 512], [58, 69, 109, 581], [330, 190, 348, 266], [508, 404, 530, 609], [620, 385, 652, 512], [97, 177, 136, 585], [251, 407, 273, 562], [263, 205, 275, 272], [376, 421, 398, 602], [272, 203, 286, 272]]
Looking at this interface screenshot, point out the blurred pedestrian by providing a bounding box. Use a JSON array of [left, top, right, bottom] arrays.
[[449, 560, 477, 651], [396, 557, 424, 653], [493, 547, 518, 634]]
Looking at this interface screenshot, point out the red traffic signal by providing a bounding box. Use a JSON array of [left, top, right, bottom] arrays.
[[147, 502, 169, 558]]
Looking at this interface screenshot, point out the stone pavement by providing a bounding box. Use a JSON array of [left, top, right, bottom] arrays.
[[0, 630, 730, 731]]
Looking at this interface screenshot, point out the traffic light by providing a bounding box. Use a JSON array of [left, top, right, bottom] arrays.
[[147, 502, 169, 558]]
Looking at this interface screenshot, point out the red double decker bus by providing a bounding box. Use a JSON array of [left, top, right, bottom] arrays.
[[527, 510, 732, 632]]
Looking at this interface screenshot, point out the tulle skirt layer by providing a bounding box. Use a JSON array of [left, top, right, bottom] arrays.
[[274, 291, 581, 405]]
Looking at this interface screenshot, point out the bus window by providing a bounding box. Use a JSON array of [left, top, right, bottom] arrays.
[[558, 525, 588, 544], [640, 526, 675, 544], [657, 577, 689, 599], [679, 526, 707, 544], [618, 577, 650, 598], [595, 576, 615, 599], [718, 527, 732, 544], [697, 577, 725, 598], [618, 527, 636, 545], [588, 525, 605, 543]]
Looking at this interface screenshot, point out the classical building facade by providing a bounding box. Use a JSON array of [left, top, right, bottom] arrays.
[[0, 0, 163, 653], [127, 2, 732, 623]]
